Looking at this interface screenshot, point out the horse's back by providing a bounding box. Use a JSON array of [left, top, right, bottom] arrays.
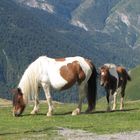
[[37, 56, 93, 90], [104, 63, 118, 81]]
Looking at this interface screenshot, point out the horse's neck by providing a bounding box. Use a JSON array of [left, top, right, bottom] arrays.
[[18, 62, 37, 104], [18, 71, 30, 104]]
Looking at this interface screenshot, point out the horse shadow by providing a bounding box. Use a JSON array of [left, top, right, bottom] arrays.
[[22, 111, 73, 117], [56, 108, 139, 115], [22, 108, 139, 117], [89, 108, 139, 114]]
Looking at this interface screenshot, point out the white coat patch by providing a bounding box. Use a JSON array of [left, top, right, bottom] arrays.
[[104, 63, 119, 88]]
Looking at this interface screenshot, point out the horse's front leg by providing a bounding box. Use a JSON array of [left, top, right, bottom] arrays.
[[30, 98, 40, 114], [106, 89, 111, 111], [42, 83, 53, 117], [31, 88, 40, 115], [72, 84, 87, 116]]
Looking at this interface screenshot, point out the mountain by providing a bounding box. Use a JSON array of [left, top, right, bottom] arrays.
[[0, 0, 101, 99], [16, 0, 140, 65], [0, 0, 140, 100], [68, 0, 140, 50], [17, 0, 140, 50]]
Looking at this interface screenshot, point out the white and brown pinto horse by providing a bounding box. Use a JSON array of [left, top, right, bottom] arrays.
[[12, 56, 97, 117], [99, 64, 131, 111]]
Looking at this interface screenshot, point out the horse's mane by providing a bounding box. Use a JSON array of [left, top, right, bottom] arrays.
[[18, 59, 40, 103]]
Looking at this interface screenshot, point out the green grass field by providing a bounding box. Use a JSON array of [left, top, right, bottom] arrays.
[[0, 99, 140, 140], [0, 65, 140, 139], [126, 65, 140, 100]]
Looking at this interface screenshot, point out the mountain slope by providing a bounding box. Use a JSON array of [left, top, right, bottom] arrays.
[[0, 0, 140, 100], [17, 0, 140, 63], [71, 0, 120, 31], [103, 0, 140, 49], [0, 0, 102, 99]]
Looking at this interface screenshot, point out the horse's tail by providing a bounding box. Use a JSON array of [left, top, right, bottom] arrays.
[[122, 68, 131, 81], [86, 64, 97, 112], [126, 71, 131, 81]]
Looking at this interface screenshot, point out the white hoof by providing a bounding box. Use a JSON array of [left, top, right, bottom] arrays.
[[47, 112, 52, 117], [72, 108, 80, 116], [112, 107, 116, 111], [120, 107, 123, 110], [30, 110, 38, 115]]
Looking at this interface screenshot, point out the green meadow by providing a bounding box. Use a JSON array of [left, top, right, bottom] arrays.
[[0, 65, 140, 139], [0, 100, 140, 140], [126, 65, 140, 100]]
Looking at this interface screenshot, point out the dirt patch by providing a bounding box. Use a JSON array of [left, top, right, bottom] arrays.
[[58, 127, 140, 140], [0, 98, 11, 107]]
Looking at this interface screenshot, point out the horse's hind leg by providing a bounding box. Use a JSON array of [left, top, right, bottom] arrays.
[[72, 83, 87, 116], [42, 83, 53, 116], [120, 86, 126, 110], [112, 91, 118, 110]]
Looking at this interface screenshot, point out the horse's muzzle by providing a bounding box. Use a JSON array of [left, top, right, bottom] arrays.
[[13, 112, 21, 117], [13, 108, 25, 117]]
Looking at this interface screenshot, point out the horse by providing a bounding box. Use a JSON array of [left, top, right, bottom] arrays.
[[99, 63, 131, 111], [12, 56, 97, 117]]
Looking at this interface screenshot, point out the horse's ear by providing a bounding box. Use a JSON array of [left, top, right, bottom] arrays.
[[17, 88, 21, 92]]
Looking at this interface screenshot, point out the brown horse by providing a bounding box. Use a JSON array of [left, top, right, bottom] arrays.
[[12, 56, 97, 117], [99, 64, 131, 111]]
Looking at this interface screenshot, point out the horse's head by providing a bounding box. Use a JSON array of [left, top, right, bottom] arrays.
[[12, 88, 26, 117], [99, 66, 110, 87]]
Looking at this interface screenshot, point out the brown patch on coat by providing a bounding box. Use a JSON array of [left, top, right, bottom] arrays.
[[60, 61, 86, 90], [55, 58, 65, 62], [117, 66, 125, 81], [116, 66, 131, 86]]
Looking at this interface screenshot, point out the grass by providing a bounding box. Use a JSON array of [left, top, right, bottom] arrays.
[[0, 100, 140, 139], [125, 65, 140, 100]]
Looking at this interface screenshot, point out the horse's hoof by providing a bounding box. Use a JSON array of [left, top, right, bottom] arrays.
[[72, 109, 80, 116], [85, 108, 92, 113], [47, 112, 52, 117], [112, 108, 116, 111], [72, 111, 77, 116], [120, 108, 123, 111], [30, 110, 38, 115], [107, 107, 111, 112]]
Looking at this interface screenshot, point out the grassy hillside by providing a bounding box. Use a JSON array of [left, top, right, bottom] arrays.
[[125, 65, 140, 100], [0, 100, 140, 139]]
